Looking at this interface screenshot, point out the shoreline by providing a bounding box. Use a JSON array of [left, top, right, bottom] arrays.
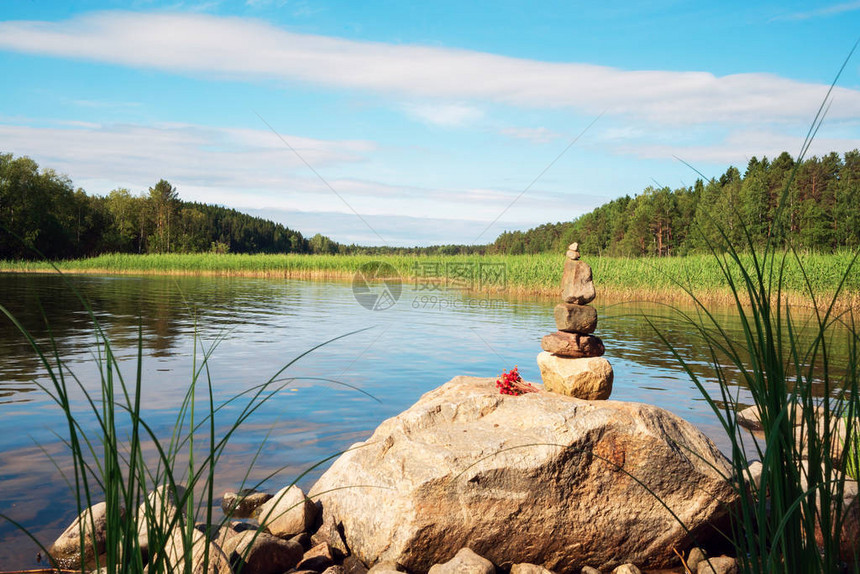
[[2, 264, 856, 311]]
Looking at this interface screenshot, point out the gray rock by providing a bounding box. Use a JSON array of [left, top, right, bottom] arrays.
[[49, 501, 117, 569], [696, 556, 737, 574], [221, 530, 303, 574], [511, 564, 554, 574], [687, 547, 706, 571], [561, 259, 595, 305], [257, 485, 317, 538], [428, 548, 494, 574], [537, 352, 613, 400], [612, 565, 641, 574], [311, 376, 736, 572], [541, 332, 604, 358], [222, 489, 273, 519], [553, 303, 597, 334]]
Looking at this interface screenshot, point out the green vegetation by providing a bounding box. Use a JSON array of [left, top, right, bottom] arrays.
[[492, 150, 860, 257], [2, 251, 857, 306], [0, 153, 315, 259]]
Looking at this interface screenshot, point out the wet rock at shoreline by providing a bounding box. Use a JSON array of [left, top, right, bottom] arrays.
[[553, 303, 597, 334], [540, 332, 604, 358], [137, 484, 187, 556], [311, 376, 736, 572], [162, 527, 232, 574], [49, 501, 115, 569], [222, 489, 273, 519], [428, 548, 494, 574], [561, 260, 596, 305], [536, 352, 613, 400], [257, 485, 317, 538]]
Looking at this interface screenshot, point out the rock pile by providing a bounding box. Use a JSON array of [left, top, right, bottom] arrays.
[[537, 242, 614, 400]]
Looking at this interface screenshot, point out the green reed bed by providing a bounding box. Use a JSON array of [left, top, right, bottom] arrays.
[[1, 251, 857, 303]]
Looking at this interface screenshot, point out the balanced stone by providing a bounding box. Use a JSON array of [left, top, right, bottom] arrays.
[[541, 331, 604, 357], [536, 352, 613, 400], [561, 259, 595, 304], [554, 303, 597, 333], [566, 242, 580, 260]]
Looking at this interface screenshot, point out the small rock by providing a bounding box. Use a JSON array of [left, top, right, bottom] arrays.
[[580, 568, 601, 574], [49, 501, 116, 569], [298, 542, 335, 572], [257, 485, 317, 538], [696, 556, 737, 574], [428, 548, 494, 574], [537, 352, 613, 400], [311, 519, 350, 558], [162, 527, 233, 574], [367, 560, 405, 574], [223, 489, 273, 519], [342, 555, 370, 574], [612, 565, 641, 574], [566, 249, 580, 260], [137, 484, 187, 555], [745, 461, 763, 490], [687, 547, 706, 571], [323, 567, 346, 574], [221, 530, 304, 574], [553, 303, 597, 334], [561, 259, 595, 305], [736, 406, 762, 431], [511, 564, 554, 574], [541, 331, 605, 358]]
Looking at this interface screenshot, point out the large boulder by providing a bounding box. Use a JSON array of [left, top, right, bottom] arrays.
[[311, 376, 736, 572]]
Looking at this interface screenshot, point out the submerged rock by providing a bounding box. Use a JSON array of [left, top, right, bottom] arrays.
[[311, 376, 736, 572], [49, 501, 117, 569]]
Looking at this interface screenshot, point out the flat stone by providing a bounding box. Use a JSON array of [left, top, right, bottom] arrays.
[[561, 259, 595, 305], [537, 352, 613, 400], [541, 332, 604, 357], [553, 303, 597, 334]]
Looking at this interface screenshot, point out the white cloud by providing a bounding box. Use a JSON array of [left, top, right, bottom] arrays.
[[402, 102, 484, 127], [618, 129, 860, 165], [499, 126, 561, 143], [772, 1, 860, 21], [0, 11, 858, 126]]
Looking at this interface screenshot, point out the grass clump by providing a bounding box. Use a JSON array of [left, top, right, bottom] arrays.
[[0, 268, 368, 573]]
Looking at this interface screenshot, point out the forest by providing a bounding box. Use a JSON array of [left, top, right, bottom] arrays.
[[491, 150, 860, 256], [0, 153, 330, 259], [3, 150, 859, 260]]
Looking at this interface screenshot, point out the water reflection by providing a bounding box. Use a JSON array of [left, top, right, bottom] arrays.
[[0, 273, 847, 568]]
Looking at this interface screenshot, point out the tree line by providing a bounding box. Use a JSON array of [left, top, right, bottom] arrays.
[[0, 153, 332, 259], [491, 150, 860, 256]]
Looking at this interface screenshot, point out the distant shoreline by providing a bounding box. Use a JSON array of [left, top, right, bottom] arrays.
[[1, 252, 856, 311]]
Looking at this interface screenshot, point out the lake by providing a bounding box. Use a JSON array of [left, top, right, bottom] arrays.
[[0, 271, 760, 567]]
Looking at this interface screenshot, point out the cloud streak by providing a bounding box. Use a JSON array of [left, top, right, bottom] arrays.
[[0, 11, 858, 126]]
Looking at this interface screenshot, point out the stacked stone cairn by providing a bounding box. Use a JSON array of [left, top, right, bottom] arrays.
[[536, 242, 614, 400]]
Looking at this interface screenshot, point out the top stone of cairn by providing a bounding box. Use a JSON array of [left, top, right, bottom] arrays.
[[566, 242, 580, 260]]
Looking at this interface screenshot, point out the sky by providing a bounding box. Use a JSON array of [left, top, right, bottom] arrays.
[[1, 1, 859, 247]]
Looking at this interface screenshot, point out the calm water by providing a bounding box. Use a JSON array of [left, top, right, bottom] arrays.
[[0, 272, 760, 567]]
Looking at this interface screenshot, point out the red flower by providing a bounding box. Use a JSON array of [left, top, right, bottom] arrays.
[[495, 366, 538, 396]]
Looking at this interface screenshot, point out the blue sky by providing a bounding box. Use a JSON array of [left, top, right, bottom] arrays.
[[1, 1, 859, 246]]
